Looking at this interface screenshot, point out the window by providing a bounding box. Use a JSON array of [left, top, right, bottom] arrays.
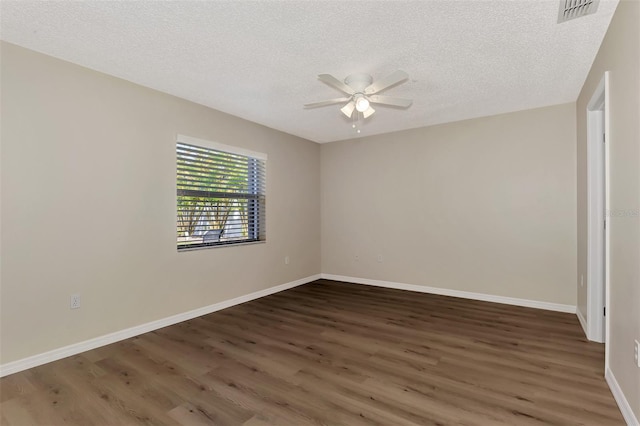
[[176, 135, 266, 250]]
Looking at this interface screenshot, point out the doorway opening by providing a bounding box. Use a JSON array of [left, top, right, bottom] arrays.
[[586, 72, 609, 361]]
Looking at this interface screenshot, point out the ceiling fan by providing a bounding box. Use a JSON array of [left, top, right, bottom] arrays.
[[304, 71, 413, 119]]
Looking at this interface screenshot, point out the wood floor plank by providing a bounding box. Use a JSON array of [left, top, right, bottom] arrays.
[[0, 280, 624, 425], [0, 371, 37, 403]]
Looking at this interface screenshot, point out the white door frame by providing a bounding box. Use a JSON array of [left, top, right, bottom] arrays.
[[586, 72, 609, 361]]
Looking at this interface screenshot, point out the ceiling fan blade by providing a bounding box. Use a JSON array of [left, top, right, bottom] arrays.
[[362, 106, 375, 119], [318, 74, 356, 95], [367, 95, 413, 108], [340, 101, 356, 118], [364, 70, 409, 95], [304, 97, 351, 108]]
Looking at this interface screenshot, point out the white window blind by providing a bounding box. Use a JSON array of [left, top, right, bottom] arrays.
[[176, 136, 266, 250]]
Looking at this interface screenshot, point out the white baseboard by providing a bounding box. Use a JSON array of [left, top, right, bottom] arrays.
[[0, 274, 321, 378], [606, 368, 640, 426], [320, 274, 576, 314], [577, 308, 588, 338]]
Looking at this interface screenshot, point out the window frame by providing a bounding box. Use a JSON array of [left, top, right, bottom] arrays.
[[176, 134, 266, 251]]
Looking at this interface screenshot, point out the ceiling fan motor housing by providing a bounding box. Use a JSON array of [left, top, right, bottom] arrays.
[[344, 73, 373, 93]]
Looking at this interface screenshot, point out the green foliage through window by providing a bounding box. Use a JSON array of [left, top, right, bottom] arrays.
[[177, 142, 265, 249]]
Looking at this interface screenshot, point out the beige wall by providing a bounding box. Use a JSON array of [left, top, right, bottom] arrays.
[[322, 103, 577, 306], [577, 0, 640, 419], [0, 42, 321, 364]]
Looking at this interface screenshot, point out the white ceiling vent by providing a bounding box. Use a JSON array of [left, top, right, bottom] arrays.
[[558, 0, 600, 23]]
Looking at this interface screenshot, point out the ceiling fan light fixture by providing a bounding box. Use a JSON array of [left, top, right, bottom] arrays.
[[355, 95, 370, 112], [362, 106, 375, 119], [340, 101, 355, 118]]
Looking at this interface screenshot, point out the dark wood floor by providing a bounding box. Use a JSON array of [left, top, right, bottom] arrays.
[[1, 280, 624, 425]]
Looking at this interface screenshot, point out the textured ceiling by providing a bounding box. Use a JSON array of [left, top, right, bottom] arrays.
[[0, 1, 618, 143]]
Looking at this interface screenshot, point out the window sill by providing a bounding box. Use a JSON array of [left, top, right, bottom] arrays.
[[177, 240, 266, 252]]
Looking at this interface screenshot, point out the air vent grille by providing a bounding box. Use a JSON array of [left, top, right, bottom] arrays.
[[558, 0, 600, 23]]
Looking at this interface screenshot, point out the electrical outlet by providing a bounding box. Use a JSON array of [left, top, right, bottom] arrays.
[[70, 294, 81, 309], [355, 254, 359, 262], [377, 255, 383, 263], [634, 340, 640, 367], [284, 256, 290, 265]]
